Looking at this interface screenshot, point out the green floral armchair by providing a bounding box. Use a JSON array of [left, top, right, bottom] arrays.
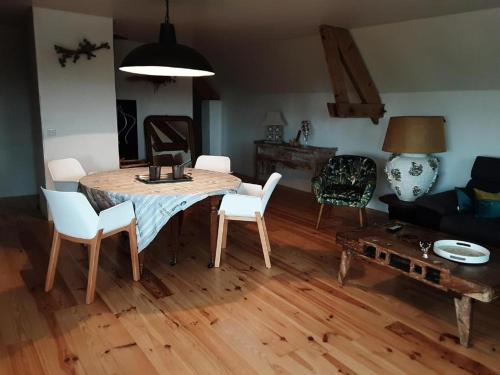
[[312, 155, 377, 228]]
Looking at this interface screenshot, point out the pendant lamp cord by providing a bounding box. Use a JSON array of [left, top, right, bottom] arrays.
[[165, 0, 170, 23]]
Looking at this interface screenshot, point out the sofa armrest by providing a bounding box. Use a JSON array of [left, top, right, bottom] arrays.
[[416, 190, 458, 216]]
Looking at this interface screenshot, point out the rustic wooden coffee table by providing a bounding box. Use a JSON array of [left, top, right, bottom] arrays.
[[336, 222, 500, 347]]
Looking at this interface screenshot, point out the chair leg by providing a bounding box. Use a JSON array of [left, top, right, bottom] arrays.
[[256, 213, 271, 269], [222, 219, 229, 249], [86, 230, 103, 304], [169, 214, 180, 265], [315, 204, 325, 230], [128, 219, 140, 281], [177, 211, 184, 236], [214, 212, 226, 268], [261, 217, 271, 253], [139, 251, 146, 276], [45, 229, 62, 292], [359, 207, 367, 228]]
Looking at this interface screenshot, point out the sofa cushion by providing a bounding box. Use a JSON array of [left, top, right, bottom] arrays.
[[417, 190, 458, 216], [466, 179, 500, 197], [474, 188, 500, 201], [475, 200, 500, 219], [473, 188, 500, 219], [471, 156, 500, 184], [440, 213, 500, 247], [466, 156, 500, 196], [456, 188, 473, 213]]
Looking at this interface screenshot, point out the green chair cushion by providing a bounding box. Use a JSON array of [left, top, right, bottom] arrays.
[[323, 185, 364, 202]]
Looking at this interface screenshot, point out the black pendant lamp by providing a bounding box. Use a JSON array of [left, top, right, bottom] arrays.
[[119, 0, 214, 77]]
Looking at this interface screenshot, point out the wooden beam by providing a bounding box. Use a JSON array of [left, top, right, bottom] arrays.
[[320, 25, 385, 125], [334, 27, 381, 106], [319, 25, 348, 103], [327, 103, 385, 124]]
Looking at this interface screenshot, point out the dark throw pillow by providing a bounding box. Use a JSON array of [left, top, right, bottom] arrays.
[[455, 187, 473, 213], [474, 188, 500, 219]]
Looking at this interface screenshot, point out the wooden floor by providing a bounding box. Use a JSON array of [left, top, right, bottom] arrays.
[[1, 188, 499, 374]]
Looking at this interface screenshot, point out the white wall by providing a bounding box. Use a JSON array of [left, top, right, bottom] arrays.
[[224, 90, 500, 210], [0, 23, 37, 197], [219, 8, 500, 211], [114, 39, 193, 160], [32, 7, 119, 187], [202, 100, 223, 155]]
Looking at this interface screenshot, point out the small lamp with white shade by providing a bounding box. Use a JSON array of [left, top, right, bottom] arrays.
[[263, 111, 286, 143], [382, 116, 446, 202]]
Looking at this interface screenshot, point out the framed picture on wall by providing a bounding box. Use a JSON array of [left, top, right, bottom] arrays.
[[116, 99, 138, 160]]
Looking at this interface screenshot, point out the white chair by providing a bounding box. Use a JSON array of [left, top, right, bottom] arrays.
[[41, 188, 139, 304], [215, 173, 282, 269], [194, 155, 231, 173], [47, 158, 87, 191], [237, 181, 264, 196]]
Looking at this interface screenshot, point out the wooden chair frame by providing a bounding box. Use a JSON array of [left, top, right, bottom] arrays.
[[45, 219, 140, 304], [215, 211, 271, 269], [316, 205, 367, 229]]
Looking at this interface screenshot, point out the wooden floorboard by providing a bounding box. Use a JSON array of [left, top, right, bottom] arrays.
[[0, 189, 499, 374]]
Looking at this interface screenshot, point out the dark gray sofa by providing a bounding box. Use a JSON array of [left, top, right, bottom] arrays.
[[415, 156, 500, 247]]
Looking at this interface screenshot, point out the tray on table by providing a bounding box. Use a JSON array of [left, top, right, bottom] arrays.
[[135, 173, 193, 184]]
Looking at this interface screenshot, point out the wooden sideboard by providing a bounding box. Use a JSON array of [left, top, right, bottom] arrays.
[[254, 141, 337, 182]]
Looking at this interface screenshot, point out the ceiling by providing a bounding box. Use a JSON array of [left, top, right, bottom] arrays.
[[3, 0, 500, 47]]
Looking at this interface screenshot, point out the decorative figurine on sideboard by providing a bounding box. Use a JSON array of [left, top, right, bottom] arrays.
[[263, 111, 286, 143], [301, 120, 311, 145]]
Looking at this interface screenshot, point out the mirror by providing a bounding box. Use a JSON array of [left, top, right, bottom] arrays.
[[144, 115, 196, 166]]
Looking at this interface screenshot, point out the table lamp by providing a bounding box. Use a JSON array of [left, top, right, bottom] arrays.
[[263, 111, 286, 143], [382, 116, 446, 201]]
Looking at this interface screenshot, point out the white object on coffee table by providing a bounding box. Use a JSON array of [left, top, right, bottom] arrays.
[[433, 240, 490, 264]]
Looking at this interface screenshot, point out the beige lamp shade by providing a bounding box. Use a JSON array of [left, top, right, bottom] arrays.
[[263, 111, 286, 126], [382, 116, 446, 153]]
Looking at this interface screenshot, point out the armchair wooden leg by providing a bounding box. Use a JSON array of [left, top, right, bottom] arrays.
[[214, 212, 226, 268], [45, 229, 61, 292], [359, 207, 367, 228], [261, 217, 271, 253], [256, 213, 271, 269], [86, 230, 103, 304], [128, 219, 140, 282], [315, 204, 325, 230]]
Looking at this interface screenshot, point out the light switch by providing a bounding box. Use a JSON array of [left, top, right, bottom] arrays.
[[47, 128, 57, 137]]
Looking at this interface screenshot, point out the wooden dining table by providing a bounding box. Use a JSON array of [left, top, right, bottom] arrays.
[[79, 167, 241, 267]]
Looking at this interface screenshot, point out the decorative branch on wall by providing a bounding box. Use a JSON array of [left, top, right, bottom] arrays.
[[319, 25, 385, 125], [54, 39, 110, 67]]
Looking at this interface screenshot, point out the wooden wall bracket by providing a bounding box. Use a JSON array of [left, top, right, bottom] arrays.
[[320, 25, 385, 125]]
